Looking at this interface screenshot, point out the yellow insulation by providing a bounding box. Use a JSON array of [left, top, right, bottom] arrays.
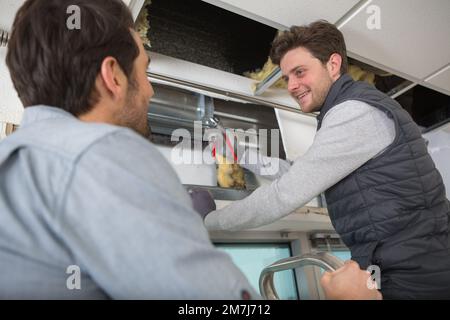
[[216, 155, 246, 189], [135, 0, 152, 48]]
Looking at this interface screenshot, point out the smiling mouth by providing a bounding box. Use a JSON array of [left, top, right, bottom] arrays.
[[296, 90, 310, 101]]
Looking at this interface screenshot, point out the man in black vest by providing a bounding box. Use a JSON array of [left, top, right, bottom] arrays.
[[205, 20, 450, 299]]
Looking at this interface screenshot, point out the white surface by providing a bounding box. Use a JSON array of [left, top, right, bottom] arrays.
[[127, 0, 146, 21], [149, 52, 298, 109], [155, 144, 218, 187], [423, 122, 450, 200], [275, 109, 317, 161], [202, 0, 360, 30], [0, 0, 26, 124], [0, 47, 23, 124], [0, 0, 142, 27], [0, 0, 25, 31], [341, 0, 450, 90]]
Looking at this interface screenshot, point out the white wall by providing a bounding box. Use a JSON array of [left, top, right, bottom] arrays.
[[0, 0, 27, 125], [0, 47, 23, 125], [423, 123, 450, 199]]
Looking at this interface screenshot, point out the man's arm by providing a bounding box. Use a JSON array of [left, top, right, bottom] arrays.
[[57, 130, 258, 299], [205, 100, 395, 231], [239, 148, 293, 180]]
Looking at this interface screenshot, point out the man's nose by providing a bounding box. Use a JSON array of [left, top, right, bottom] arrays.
[[287, 78, 300, 93], [148, 82, 155, 98]]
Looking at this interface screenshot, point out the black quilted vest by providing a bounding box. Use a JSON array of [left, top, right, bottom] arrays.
[[317, 74, 450, 299]]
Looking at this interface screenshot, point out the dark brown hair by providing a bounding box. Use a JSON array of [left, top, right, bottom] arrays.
[[270, 20, 348, 75], [6, 0, 139, 116]]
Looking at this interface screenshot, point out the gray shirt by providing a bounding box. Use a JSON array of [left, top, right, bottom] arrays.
[[0, 106, 257, 299], [205, 100, 396, 231]]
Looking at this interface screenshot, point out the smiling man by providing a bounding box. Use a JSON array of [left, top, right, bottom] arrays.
[[204, 20, 450, 299], [280, 47, 338, 114]]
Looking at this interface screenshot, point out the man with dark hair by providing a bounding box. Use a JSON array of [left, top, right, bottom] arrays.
[[0, 0, 256, 299], [205, 20, 450, 299]]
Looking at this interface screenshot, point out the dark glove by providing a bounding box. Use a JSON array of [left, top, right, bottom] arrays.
[[188, 188, 216, 220]]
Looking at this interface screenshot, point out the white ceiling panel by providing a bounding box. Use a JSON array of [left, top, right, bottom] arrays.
[[202, 0, 360, 30], [341, 0, 450, 80], [0, 1, 143, 30]]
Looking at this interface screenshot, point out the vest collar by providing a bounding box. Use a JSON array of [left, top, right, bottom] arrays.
[[316, 74, 354, 129]]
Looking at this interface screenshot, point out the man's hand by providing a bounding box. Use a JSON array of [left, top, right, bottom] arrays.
[[320, 260, 382, 300], [188, 188, 216, 220]]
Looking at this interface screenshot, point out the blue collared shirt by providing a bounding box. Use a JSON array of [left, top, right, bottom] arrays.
[[0, 106, 257, 299]]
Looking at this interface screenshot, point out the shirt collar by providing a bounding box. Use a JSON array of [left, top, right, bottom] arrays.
[[20, 105, 76, 127]]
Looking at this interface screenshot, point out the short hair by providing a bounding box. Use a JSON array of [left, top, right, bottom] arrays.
[[270, 20, 348, 75], [6, 0, 139, 116]]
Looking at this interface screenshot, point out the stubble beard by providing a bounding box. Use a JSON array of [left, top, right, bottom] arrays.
[[120, 80, 151, 138]]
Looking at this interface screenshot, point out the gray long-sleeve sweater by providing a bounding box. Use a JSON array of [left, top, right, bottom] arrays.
[[205, 100, 396, 231]]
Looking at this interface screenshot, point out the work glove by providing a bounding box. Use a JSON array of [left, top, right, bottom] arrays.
[[187, 188, 216, 220]]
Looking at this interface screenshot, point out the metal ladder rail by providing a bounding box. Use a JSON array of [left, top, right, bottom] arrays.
[[259, 252, 344, 300]]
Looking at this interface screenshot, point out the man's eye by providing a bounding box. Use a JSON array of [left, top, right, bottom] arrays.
[[295, 70, 303, 76]]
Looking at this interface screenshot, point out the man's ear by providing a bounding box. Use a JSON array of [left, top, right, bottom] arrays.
[[327, 53, 342, 80], [98, 56, 127, 101]]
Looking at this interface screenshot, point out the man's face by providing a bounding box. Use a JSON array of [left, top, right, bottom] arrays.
[[280, 47, 334, 113], [118, 31, 154, 138]]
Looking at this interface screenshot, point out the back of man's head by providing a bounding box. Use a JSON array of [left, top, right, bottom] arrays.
[[6, 0, 139, 117]]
